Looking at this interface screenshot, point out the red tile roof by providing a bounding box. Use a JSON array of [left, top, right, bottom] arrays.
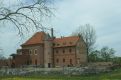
[[53, 36, 79, 48], [21, 32, 80, 47], [22, 32, 46, 46]]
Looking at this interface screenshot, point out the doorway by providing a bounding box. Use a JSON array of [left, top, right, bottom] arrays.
[[35, 59, 37, 66], [48, 63, 51, 68]]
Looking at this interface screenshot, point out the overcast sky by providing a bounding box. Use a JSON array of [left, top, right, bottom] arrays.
[[0, 0, 121, 57]]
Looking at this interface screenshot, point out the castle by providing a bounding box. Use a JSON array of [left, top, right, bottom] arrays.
[[10, 29, 87, 68]]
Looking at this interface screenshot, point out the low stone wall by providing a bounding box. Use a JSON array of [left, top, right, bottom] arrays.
[[0, 66, 112, 76]]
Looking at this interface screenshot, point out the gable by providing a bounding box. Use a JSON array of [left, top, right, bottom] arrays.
[[21, 32, 46, 46]]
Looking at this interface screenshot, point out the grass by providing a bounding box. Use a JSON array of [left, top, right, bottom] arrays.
[[0, 69, 121, 80]]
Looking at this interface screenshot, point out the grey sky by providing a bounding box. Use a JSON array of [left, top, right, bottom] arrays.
[[51, 0, 121, 56], [0, 0, 121, 57]]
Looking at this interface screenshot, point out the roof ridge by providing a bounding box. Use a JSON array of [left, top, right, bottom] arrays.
[[55, 36, 79, 39]]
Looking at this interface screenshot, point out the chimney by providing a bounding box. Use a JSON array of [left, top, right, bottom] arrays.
[[51, 28, 54, 38]]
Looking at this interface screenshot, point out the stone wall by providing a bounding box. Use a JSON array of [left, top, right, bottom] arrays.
[[0, 66, 112, 76]]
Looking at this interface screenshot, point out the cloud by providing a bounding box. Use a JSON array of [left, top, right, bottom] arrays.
[[51, 0, 121, 55]]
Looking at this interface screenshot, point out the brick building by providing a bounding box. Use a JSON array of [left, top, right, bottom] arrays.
[[11, 29, 87, 68]]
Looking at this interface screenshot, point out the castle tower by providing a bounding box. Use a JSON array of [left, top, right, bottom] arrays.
[[44, 29, 54, 68]]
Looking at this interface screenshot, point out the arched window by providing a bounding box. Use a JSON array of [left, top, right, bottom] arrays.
[[34, 49, 37, 55], [29, 50, 32, 55]]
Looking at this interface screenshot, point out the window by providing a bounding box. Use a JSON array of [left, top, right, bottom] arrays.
[[69, 48, 72, 53], [29, 50, 32, 55], [57, 44, 60, 46], [70, 59, 72, 64], [53, 43, 55, 46], [77, 58, 80, 64], [63, 42, 66, 45], [19, 52, 22, 55], [63, 49, 65, 53], [56, 59, 59, 63], [34, 49, 37, 55], [63, 58, 65, 63], [69, 42, 72, 44], [56, 50, 58, 53]]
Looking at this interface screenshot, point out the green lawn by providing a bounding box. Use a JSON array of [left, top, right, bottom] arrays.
[[1, 69, 121, 80]]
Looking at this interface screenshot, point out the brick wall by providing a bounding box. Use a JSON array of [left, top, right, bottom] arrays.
[[54, 47, 76, 67], [22, 44, 44, 66], [76, 38, 87, 66], [44, 40, 53, 68], [11, 55, 30, 67]]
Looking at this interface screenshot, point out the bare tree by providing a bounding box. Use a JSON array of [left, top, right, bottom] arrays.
[[72, 24, 96, 62], [0, 0, 53, 36]]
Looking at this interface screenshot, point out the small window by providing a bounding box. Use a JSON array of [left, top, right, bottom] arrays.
[[70, 42, 72, 44], [56, 50, 58, 53], [34, 49, 37, 55], [63, 49, 65, 53], [19, 52, 22, 55], [53, 43, 55, 46], [56, 59, 59, 63], [69, 49, 72, 53], [63, 58, 65, 63], [77, 58, 80, 64], [57, 44, 60, 46], [70, 59, 72, 64], [63, 42, 66, 45], [29, 50, 32, 55]]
